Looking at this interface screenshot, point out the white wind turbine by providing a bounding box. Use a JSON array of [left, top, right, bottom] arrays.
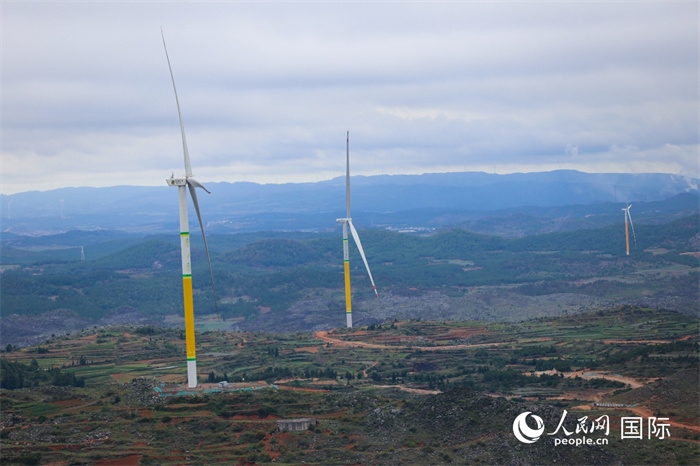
[[622, 202, 636, 256], [162, 29, 218, 389], [336, 131, 378, 328]]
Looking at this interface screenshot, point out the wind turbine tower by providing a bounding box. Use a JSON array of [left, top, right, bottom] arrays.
[[622, 203, 636, 256], [162, 29, 218, 389], [336, 132, 378, 328]]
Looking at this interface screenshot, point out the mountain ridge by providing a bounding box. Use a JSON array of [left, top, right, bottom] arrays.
[[1, 170, 697, 235]]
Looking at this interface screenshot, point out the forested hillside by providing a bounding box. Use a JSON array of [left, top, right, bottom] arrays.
[[1, 213, 698, 346]]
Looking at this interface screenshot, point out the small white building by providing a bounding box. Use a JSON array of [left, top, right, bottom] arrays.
[[277, 418, 317, 432]]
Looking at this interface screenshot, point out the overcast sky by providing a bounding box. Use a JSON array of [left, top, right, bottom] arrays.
[[2, 1, 698, 194]]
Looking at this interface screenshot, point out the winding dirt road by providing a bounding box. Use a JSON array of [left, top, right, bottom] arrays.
[[531, 369, 649, 389], [313, 331, 699, 435], [623, 405, 700, 434], [313, 330, 550, 351]]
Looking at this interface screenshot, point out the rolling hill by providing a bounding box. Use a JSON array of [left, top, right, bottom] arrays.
[[1, 211, 697, 347], [2, 170, 697, 235]]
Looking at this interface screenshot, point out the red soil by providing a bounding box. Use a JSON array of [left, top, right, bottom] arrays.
[[95, 455, 141, 466], [50, 399, 85, 408]]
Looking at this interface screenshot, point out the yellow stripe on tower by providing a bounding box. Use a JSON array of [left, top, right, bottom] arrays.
[[182, 275, 196, 360], [344, 261, 352, 313]]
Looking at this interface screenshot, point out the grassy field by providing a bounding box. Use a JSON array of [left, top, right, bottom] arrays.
[[1, 306, 698, 465]]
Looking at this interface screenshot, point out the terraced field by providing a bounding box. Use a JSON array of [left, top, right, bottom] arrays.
[[1, 306, 698, 465]]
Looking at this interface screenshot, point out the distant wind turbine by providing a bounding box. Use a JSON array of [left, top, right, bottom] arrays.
[[622, 202, 636, 256], [162, 29, 218, 389], [336, 131, 378, 328]]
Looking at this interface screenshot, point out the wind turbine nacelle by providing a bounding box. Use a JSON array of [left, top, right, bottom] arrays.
[[336, 218, 350, 224], [167, 177, 187, 187]]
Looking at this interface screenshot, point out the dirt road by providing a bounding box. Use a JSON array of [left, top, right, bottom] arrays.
[[313, 330, 549, 351], [373, 384, 441, 395], [532, 369, 649, 389], [624, 405, 700, 434]]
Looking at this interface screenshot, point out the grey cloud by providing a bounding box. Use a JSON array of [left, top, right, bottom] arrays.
[[1, 2, 697, 194]]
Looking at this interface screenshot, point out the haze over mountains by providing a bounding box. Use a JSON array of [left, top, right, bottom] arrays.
[[1, 170, 698, 236], [1, 169, 698, 347]]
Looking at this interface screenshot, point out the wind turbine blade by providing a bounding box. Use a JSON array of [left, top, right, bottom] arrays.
[[187, 177, 210, 194], [348, 220, 378, 296], [161, 28, 193, 178], [346, 131, 351, 218], [627, 210, 637, 244], [188, 182, 220, 318]]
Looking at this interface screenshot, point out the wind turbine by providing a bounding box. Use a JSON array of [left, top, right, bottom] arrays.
[[162, 29, 218, 389], [336, 131, 378, 328], [622, 202, 636, 256]]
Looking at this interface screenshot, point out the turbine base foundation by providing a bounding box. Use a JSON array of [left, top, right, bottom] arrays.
[[187, 360, 197, 388]]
